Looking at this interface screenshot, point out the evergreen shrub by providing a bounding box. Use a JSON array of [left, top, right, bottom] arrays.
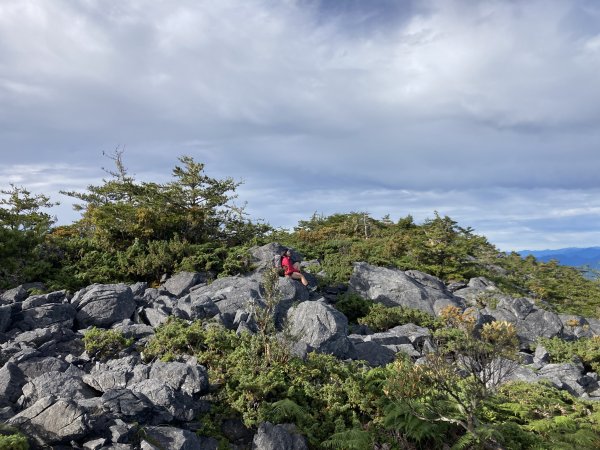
[[83, 327, 134, 359], [358, 303, 442, 332], [537, 336, 600, 373]]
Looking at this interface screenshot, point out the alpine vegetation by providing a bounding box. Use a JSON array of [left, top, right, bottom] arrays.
[[2, 157, 600, 449]]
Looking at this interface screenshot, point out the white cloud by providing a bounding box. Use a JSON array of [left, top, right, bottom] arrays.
[[0, 0, 599, 250]]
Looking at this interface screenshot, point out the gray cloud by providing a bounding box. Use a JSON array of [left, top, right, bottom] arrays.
[[1, 0, 600, 250]]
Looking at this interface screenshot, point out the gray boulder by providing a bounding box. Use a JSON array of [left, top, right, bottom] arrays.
[[15, 356, 70, 380], [0, 406, 14, 421], [587, 318, 600, 336], [72, 284, 136, 329], [559, 314, 594, 339], [504, 365, 539, 384], [348, 340, 397, 366], [174, 292, 220, 321], [287, 301, 350, 357], [10, 324, 73, 347], [21, 290, 67, 309], [83, 356, 143, 392], [149, 360, 209, 396], [19, 371, 96, 408], [112, 320, 155, 343], [252, 422, 308, 450], [141, 426, 218, 450], [101, 388, 170, 425], [537, 363, 590, 396], [362, 330, 410, 346], [249, 243, 300, 273], [0, 362, 26, 406], [387, 323, 433, 352], [453, 277, 506, 307], [0, 285, 29, 304], [189, 276, 262, 327], [0, 304, 11, 332], [273, 277, 310, 328], [349, 262, 463, 316], [83, 437, 107, 449], [130, 281, 149, 298], [11, 303, 76, 332], [109, 418, 137, 444], [139, 305, 171, 328], [533, 344, 550, 367], [8, 396, 98, 446], [162, 272, 206, 297], [9, 325, 84, 360], [483, 297, 563, 348], [221, 418, 253, 446], [128, 379, 198, 421], [405, 270, 447, 291], [348, 323, 433, 366]]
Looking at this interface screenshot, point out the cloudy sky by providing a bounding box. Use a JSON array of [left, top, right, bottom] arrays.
[[1, 0, 600, 251]]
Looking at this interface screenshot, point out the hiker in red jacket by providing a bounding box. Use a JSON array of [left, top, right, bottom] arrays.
[[281, 248, 309, 287]]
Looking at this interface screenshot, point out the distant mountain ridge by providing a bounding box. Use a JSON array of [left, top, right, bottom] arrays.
[[518, 246, 600, 269]]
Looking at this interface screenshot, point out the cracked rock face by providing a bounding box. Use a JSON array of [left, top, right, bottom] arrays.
[[482, 297, 564, 348], [19, 371, 96, 408], [287, 301, 350, 357], [72, 284, 136, 329], [8, 396, 97, 446], [349, 262, 463, 316]]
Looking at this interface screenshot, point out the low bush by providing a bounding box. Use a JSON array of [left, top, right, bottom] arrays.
[[83, 327, 134, 360], [488, 381, 600, 449], [334, 293, 373, 323], [358, 303, 442, 332], [537, 336, 600, 373], [0, 426, 29, 450]]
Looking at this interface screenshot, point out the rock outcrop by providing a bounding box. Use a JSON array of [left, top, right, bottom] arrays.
[[349, 262, 464, 315], [2, 242, 600, 449], [287, 301, 350, 357]]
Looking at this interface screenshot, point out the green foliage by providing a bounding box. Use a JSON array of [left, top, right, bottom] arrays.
[[497, 253, 600, 317], [384, 316, 521, 448], [334, 293, 373, 323], [83, 327, 134, 359], [41, 152, 270, 288], [274, 211, 491, 285], [219, 245, 255, 277], [0, 425, 29, 450], [488, 381, 600, 449], [277, 211, 600, 318], [381, 401, 449, 447], [0, 434, 29, 450], [268, 399, 312, 426], [358, 303, 443, 332], [143, 318, 237, 368], [6, 166, 600, 449], [144, 319, 391, 448], [0, 185, 57, 288], [62, 151, 241, 248], [537, 336, 600, 373], [321, 428, 373, 449]]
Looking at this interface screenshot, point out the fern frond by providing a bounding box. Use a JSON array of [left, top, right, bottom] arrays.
[[321, 428, 372, 450], [451, 431, 477, 450], [554, 428, 600, 448], [268, 398, 311, 424], [382, 402, 444, 443]]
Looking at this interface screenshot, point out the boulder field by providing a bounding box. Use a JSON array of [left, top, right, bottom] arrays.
[[1, 242, 599, 449]]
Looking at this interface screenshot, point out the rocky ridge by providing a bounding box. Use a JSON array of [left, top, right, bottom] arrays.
[[1, 242, 599, 449]]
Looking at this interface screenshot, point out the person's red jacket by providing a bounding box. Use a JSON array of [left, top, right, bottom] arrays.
[[282, 255, 299, 276]]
